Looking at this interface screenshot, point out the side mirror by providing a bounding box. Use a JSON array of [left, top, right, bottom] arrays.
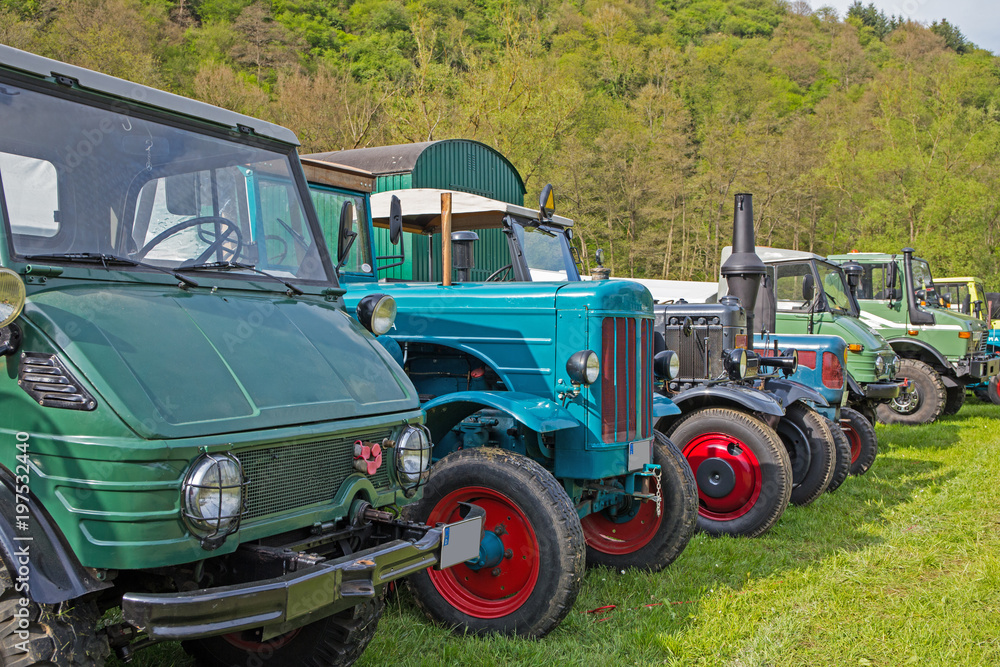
[[336, 201, 358, 270], [886, 261, 898, 295], [595, 248, 605, 268], [802, 273, 815, 301], [388, 194, 402, 245], [539, 184, 555, 220]]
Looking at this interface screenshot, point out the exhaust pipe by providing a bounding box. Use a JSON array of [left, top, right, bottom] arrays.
[[720, 194, 766, 333]]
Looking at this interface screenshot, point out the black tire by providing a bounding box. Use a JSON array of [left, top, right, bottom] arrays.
[[185, 598, 383, 667], [0, 560, 108, 667], [666, 407, 791, 538], [876, 359, 946, 425], [840, 406, 878, 476], [990, 376, 1000, 406], [581, 432, 698, 571], [824, 417, 851, 493], [943, 386, 967, 416], [404, 448, 585, 638], [776, 403, 836, 506]]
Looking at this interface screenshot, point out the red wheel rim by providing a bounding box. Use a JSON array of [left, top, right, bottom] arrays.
[[581, 499, 662, 555], [840, 420, 861, 464], [683, 432, 762, 520], [425, 486, 539, 619], [223, 628, 301, 652]]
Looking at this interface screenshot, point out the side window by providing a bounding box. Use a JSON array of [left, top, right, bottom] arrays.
[[774, 263, 815, 311], [0, 152, 59, 238], [309, 187, 371, 274]]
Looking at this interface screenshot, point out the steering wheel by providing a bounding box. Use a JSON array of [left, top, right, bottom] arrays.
[[486, 264, 513, 282], [136, 216, 243, 264], [264, 234, 289, 264]]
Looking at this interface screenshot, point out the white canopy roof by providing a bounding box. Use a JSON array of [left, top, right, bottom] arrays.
[[369, 188, 573, 233]]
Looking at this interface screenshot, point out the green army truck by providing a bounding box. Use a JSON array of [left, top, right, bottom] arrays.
[[0, 45, 482, 666], [828, 250, 1000, 424]]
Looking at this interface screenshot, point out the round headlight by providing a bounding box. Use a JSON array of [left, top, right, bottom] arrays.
[[566, 350, 600, 385], [357, 294, 397, 336], [0, 268, 26, 329], [724, 348, 749, 381], [654, 350, 681, 381], [874, 355, 887, 376], [395, 425, 433, 495], [182, 453, 244, 545]]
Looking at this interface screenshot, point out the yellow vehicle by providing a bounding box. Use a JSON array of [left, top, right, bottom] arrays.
[[936, 276, 1000, 404]]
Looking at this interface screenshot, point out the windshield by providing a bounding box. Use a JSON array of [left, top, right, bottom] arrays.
[[309, 186, 372, 274], [816, 261, 857, 316], [509, 218, 580, 281], [0, 78, 328, 283], [911, 259, 937, 305]]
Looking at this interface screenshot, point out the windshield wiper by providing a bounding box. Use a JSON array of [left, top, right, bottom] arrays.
[[22, 253, 199, 288], [177, 261, 304, 296]]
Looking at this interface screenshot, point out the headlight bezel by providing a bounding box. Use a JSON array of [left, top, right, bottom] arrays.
[[653, 350, 681, 381], [0, 267, 26, 329], [395, 424, 433, 497], [566, 350, 600, 386], [356, 293, 397, 336], [724, 348, 749, 381], [181, 452, 246, 549]]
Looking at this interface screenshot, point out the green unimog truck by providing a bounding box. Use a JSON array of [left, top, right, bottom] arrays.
[[0, 45, 482, 666], [720, 246, 902, 432], [828, 249, 1000, 424]]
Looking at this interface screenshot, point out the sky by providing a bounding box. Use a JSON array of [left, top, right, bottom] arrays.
[[814, 0, 1000, 54]]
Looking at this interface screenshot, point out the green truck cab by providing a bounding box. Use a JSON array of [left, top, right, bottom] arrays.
[[300, 155, 698, 639], [0, 46, 482, 666], [828, 249, 1000, 424], [725, 247, 902, 426]]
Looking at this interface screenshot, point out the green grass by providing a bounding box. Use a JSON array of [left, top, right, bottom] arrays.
[[116, 403, 1000, 666]]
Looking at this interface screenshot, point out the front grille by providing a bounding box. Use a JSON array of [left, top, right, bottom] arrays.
[[19, 352, 96, 411], [600, 317, 651, 443], [236, 429, 394, 520], [662, 319, 728, 381]]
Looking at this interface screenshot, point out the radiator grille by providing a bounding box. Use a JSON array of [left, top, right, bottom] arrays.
[[601, 317, 652, 443], [662, 321, 728, 381], [236, 430, 394, 520]]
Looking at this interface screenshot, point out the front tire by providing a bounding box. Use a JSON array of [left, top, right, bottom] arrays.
[[0, 560, 108, 667], [581, 432, 698, 571], [824, 417, 852, 492], [840, 406, 878, 475], [404, 448, 585, 638], [666, 407, 791, 538], [943, 386, 966, 416], [876, 359, 946, 425], [776, 403, 836, 506], [185, 598, 383, 667]]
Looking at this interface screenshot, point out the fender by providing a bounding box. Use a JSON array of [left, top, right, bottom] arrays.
[[0, 467, 111, 604], [763, 377, 831, 408], [652, 394, 681, 418], [422, 391, 579, 443], [887, 337, 952, 371], [669, 385, 785, 417], [846, 371, 864, 398]]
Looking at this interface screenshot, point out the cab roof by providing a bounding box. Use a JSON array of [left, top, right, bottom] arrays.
[[0, 45, 299, 145], [935, 276, 983, 285], [369, 188, 574, 234], [300, 157, 376, 193], [722, 246, 827, 264]]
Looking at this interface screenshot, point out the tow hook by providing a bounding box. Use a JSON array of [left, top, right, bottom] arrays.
[[632, 463, 663, 517]]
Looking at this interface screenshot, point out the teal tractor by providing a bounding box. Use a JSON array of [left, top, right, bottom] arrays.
[[336, 177, 853, 539], [0, 45, 483, 667], [300, 156, 698, 638], [828, 250, 1000, 424]]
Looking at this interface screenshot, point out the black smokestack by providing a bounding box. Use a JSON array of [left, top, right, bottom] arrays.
[[720, 193, 766, 333]]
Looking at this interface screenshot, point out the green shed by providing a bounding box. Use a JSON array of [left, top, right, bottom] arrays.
[[306, 140, 526, 281]]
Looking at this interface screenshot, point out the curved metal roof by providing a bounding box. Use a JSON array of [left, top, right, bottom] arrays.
[[306, 142, 439, 176]]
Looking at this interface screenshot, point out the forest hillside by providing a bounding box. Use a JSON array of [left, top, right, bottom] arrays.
[[1, 0, 997, 282]]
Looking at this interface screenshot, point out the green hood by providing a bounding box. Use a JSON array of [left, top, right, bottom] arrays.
[[23, 283, 416, 439]]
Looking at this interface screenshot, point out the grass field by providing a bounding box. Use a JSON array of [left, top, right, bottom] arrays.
[[117, 402, 1000, 666]]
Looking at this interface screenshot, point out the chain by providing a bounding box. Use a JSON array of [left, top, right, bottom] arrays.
[[653, 467, 662, 517]]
